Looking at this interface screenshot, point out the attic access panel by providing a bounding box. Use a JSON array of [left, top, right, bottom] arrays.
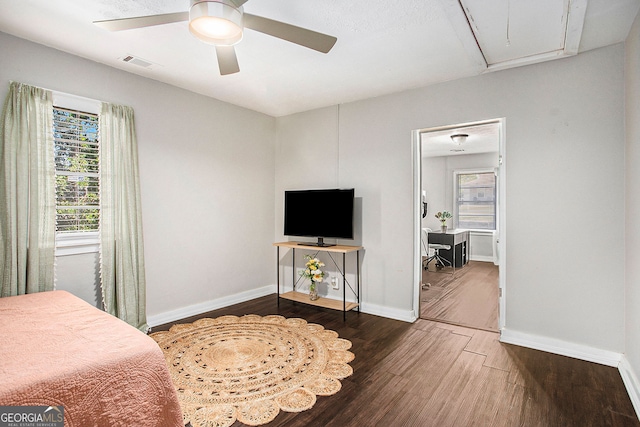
[[460, 0, 586, 69]]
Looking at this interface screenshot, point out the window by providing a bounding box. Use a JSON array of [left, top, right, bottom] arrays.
[[53, 107, 100, 234], [455, 170, 496, 230]]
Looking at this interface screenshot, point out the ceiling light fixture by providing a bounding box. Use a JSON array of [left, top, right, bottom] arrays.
[[450, 133, 469, 145], [189, 0, 243, 46]]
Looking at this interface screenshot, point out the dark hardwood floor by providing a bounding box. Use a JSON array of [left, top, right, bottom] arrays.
[[421, 260, 499, 332], [154, 294, 639, 427]]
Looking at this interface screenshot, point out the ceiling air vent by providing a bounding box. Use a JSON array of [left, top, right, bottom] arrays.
[[121, 55, 153, 68]]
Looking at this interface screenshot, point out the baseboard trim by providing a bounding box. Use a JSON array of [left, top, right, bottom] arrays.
[[360, 302, 416, 323], [619, 356, 640, 420], [149, 285, 416, 327], [500, 328, 622, 367], [469, 255, 494, 262], [148, 285, 277, 328]]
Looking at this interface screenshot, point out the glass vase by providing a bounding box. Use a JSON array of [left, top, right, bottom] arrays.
[[309, 287, 319, 301]]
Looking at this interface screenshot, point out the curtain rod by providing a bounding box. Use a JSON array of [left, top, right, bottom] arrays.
[[10, 80, 103, 114], [10, 80, 102, 104]]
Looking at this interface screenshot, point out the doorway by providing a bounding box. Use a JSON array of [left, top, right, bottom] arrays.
[[412, 119, 505, 332]]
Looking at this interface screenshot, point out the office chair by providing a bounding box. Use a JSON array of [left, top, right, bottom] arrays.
[[420, 228, 431, 289], [422, 228, 453, 273]]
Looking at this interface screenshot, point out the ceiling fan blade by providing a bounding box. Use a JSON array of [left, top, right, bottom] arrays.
[[244, 14, 337, 53], [230, 0, 250, 6], [93, 11, 189, 31], [215, 45, 240, 75]]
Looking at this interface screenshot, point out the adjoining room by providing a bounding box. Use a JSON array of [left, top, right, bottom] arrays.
[[419, 121, 501, 332]]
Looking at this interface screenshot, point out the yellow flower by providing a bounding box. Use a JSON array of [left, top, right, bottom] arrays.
[[300, 255, 325, 283]]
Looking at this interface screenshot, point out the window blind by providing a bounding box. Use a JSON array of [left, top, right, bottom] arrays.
[[456, 171, 496, 230], [53, 107, 100, 233]]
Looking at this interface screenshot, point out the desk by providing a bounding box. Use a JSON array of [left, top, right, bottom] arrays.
[[274, 242, 362, 320], [427, 229, 469, 268]]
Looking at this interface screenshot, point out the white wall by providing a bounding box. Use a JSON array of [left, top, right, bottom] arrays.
[[55, 253, 101, 308], [624, 9, 640, 412], [277, 44, 626, 351], [0, 32, 277, 321], [0, 29, 630, 360], [423, 152, 498, 226], [422, 156, 447, 231], [274, 107, 361, 302]]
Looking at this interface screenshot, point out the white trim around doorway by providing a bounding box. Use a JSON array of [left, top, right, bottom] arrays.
[[412, 118, 507, 331]]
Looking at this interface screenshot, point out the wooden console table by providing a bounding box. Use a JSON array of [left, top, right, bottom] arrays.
[[274, 242, 362, 320]]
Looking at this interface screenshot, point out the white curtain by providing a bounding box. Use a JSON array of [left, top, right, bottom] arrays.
[[0, 82, 56, 297], [99, 103, 148, 332]]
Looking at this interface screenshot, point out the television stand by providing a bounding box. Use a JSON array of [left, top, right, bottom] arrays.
[[298, 237, 335, 247], [274, 241, 362, 320]]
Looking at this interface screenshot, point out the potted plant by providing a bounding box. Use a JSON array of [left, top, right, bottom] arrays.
[[300, 255, 325, 300], [435, 211, 452, 233]]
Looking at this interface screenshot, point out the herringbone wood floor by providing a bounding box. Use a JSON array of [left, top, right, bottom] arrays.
[[155, 294, 639, 427]]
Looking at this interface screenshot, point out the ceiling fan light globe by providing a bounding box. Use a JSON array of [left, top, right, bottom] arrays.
[[190, 16, 242, 42], [189, 0, 243, 45]]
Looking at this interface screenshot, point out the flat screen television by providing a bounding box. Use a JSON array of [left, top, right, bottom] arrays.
[[284, 188, 354, 247]]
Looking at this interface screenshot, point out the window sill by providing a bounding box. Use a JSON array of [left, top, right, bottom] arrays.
[[468, 230, 496, 236], [55, 233, 100, 257]]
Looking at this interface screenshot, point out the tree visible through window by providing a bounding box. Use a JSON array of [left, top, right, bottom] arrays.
[[455, 171, 496, 230], [53, 107, 99, 233]]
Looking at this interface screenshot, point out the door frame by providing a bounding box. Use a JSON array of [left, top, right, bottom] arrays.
[[412, 118, 507, 331]]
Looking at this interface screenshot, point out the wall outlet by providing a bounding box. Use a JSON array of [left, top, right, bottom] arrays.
[[331, 277, 339, 290]]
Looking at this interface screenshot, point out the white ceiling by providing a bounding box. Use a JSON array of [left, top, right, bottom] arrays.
[[422, 122, 500, 158], [0, 0, 638, 117]]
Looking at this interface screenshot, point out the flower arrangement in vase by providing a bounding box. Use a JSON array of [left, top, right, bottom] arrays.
[[300, 255, 325, 301], [435, 211, 452, 233]]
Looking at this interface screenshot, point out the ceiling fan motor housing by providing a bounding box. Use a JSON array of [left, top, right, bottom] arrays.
[[189, 0, 244, 46]]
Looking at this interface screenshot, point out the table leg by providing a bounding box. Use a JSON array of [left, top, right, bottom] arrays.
[[357, 250, 360, 313], [342, 252, 346, 321]]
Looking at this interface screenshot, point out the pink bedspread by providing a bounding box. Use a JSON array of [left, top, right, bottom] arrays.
[[0, 290, 183, 426]]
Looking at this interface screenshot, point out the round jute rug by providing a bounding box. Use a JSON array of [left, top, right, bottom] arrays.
[[150, 314, 355, 427]]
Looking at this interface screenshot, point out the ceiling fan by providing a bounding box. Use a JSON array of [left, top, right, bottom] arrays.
[[93, 0, 337, 75]]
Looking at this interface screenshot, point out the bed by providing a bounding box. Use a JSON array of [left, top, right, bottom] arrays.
[[0, 290, 183, 426]]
